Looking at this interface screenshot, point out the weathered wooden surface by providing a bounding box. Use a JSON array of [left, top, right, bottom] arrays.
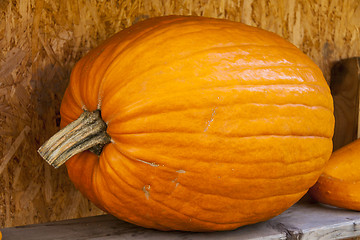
[[331, 57, 360, 151], [1, 200, 360, 240]]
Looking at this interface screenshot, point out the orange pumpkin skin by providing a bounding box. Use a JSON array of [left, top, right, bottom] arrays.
[[60, 16, 334, 231], [309, 139, 360, 211]]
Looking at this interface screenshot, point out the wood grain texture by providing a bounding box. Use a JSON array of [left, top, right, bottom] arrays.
[[331, 58, 360, 151], [0, 0, 359, 228]]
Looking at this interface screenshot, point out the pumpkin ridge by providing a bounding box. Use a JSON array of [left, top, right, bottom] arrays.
[[93, 158, 173, 230], [148, 193, 303, 225], [167, 190, 307, 217], [110, 101, 332, 124], [111, 145, 328, 172], [112, 152, 329, 183], [100, 62, 330, 122], [90, 162, 107, 210], [224, 64, 324, 77], [82, 16, 188, 110], [176, 166, 324, 184], [122, 63, 324, 88], [59, 93, 84, 124], [122, 18, 293, 55], [98, 154, 307, 226], [110, 147, 325, 184], [118, 82, 329, 99], [106, 90, 332, 125], [136, 169, 306, 224], [96, 150, 231, 229], [172, 173, 319, 201], [112, 138, 331, 179], [112, 142, 329, 167], [119, 45, 317, 78], [103, 144, 325, 200], [99, 146, 145, 191], [95, 18, 224, 99], [127, 31, 300, 59], [98, 22, 323, 111], [102, 64, 325, 104], [100, 61, 322, 105], [94, 156, 160, 228], [174, 43, 300, 52], [112, 106, 332, 132], [107, 157, 325, 193], [112, 131, 331, 139], [94, 18, 187, 109], [66, 71, 86, 111], [111, 144, 161, 168]]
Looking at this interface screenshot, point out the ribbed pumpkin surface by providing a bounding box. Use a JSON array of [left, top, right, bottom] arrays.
[[60, 16, 334, 231], [309, 139, 360, 211]]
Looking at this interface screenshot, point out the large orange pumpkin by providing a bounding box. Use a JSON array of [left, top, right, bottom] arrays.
[[39, 16, 334, 231]]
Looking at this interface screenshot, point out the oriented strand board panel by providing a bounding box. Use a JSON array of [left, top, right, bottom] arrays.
[[0, 0, 359, 228]]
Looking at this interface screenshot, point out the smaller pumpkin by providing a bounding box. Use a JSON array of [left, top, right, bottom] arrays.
[[309, 139, 360, 211]]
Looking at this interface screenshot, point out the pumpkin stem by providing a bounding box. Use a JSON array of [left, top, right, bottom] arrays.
[[38, 110, 111, 168]]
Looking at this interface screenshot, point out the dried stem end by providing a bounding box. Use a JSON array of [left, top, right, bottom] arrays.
[[38, 110, 111, 168]]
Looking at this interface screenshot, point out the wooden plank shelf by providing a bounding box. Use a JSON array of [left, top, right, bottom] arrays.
[[1, 199, 360, 240]]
